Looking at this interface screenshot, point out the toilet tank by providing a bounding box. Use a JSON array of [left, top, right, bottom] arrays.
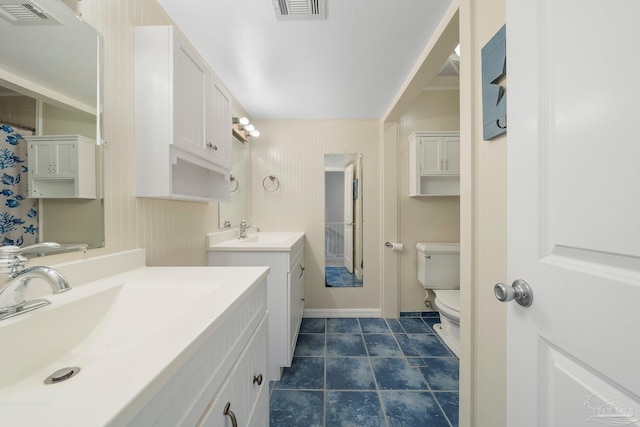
[[416, 243, 460, 289]]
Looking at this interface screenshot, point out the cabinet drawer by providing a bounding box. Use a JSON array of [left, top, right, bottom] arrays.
[[198, 316, 268, 427]]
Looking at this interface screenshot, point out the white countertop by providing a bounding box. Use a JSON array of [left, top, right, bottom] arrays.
[[207, 232, 304, 252], [0, 264, 269, 426]]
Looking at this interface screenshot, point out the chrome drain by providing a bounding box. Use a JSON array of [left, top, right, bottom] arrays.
[[44, 367, 81, 384]]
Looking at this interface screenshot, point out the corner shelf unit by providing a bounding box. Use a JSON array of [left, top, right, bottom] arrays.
[[408, 131, 460, 197]]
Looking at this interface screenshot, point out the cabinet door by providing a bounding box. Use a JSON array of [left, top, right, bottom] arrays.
[[173, 35, 208, 159], [30, 141, 75, 177], [418, 137, 442, 174], [288, 260, 305, 359], [442, 136, 460, 174], [30, 142, 53, 176], [198, 377, 237, 427], [231, 318, 267, 425], [199, 319, 268, 427], [206, 78, 232, 168]]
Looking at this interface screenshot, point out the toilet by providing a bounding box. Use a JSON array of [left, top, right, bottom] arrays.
[[416, 242, 460, 357]]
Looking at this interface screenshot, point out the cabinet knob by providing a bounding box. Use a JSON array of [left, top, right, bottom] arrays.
[[253, 373, 263, 385], [213, 144, 218, 151]]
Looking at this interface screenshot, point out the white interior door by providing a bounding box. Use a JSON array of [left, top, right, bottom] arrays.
[[343, 164, 354, 273], [506, 1, 640, 426]]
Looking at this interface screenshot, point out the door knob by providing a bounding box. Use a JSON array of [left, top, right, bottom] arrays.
[[494, 279, 533, 307]]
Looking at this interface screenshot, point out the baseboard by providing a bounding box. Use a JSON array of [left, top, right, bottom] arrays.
[[303, 308, 382, 318]]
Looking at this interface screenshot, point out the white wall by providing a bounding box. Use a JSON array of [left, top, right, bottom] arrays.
[[251, 120, 380, 313]]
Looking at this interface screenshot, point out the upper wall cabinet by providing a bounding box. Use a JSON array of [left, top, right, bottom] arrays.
[[408, 131, 460, 197], [27, 135, 97, 199], [135, 26, 231, 202]]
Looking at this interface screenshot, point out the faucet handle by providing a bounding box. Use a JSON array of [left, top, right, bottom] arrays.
[[0, 243, 61, 273], [0, 242, 61, 257]]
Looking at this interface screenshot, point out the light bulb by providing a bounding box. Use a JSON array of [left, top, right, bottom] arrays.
[[238, 117, 249, 126], [249, 130, 260, 137], [244, 124, 255, 132]]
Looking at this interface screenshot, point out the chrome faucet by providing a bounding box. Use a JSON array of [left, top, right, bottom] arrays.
[[0, 243, 71, 321], [239, 220, 260, 239]]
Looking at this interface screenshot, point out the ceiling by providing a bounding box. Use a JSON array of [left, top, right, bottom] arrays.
[[154, 0, 453, 120]]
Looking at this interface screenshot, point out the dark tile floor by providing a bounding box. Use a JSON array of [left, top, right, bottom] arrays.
[[269, 315, 459, 426], [325, 267, 364, 287]]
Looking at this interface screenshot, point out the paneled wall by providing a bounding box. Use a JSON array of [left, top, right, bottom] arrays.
[[398, 89, 460, 312], [251, 120, 380, 312]]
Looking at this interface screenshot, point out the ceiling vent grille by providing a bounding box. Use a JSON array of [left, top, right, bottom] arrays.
[[0, 0, 60, 25], [273, 0, 326, 20], [438, 54, 460, 77]]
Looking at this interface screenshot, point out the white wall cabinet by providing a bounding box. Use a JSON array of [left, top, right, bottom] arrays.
[[130, 275, 269, 426], [27, 135, 96, 199], [135, 26, 232, 202], [208, 234, 305, 381], [409, 131, 460, 196]]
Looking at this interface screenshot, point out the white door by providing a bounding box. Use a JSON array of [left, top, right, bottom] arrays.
[[343, 164, 354, 273], [506, 1, 640, 426]]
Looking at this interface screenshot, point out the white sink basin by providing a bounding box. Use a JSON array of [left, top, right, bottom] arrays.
[[243, 233, 294, 243], [208, 232, 304, 251], [0, 265, 270, 426]]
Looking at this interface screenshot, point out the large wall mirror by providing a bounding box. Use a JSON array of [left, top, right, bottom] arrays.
[[324, 153, 363, 287], [0, 0, 104, 252], [218, 136, 250, 228]]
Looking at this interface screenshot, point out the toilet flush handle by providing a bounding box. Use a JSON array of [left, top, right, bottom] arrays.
[[494, 279, 533, 307]]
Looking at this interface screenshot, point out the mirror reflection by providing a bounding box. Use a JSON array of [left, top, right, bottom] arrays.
[[218, 136, 250, 228], [0, 0, 104, 252], [324, 153, 363, 287]]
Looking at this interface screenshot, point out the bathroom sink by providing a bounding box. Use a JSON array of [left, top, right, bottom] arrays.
[[0, 278, 220, 394], [208, 232, 304, 251], [0, 265, 270, 426], [243, 233, 295, 243]]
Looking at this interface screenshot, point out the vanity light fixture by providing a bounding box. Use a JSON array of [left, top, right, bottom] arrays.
[[235, 117, 250, 126], [232, 116, 260, 143]]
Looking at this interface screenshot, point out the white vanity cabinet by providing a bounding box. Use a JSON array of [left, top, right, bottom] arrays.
[[135, 25, 232, 202], [208, 233, 305, 381], [27, 135, 96, 199], [408, 131, 460, 196], [129, 272, 269, 427]]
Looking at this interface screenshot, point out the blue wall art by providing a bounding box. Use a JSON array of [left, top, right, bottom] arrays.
[[482, 24, 507, 140]]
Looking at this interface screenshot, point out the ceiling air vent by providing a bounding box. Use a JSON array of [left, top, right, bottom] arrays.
[[273, 0, 326, 20], [0, 0, 61, 25], [438, 54, 460, 77]]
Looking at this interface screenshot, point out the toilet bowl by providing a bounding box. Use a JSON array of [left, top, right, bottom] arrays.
[[416, 242, 460, 358], [433, 289, 460, 357]]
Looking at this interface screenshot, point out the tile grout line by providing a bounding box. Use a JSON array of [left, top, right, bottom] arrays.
[[323, 318, 327, 427]]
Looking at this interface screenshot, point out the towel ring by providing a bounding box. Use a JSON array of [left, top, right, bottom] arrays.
[[230, 175, 239, 193], [262, 175, 280, 192]]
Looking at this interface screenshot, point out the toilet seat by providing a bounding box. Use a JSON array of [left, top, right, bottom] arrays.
[[434, 290, 460, 319]]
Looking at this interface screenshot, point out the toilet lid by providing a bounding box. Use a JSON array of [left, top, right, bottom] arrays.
[[435, 290, 460, 314]]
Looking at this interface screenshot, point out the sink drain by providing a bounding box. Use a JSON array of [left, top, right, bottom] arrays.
[[44, 367, 81, 384]]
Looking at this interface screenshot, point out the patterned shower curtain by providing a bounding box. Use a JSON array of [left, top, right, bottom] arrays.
[[0, 123, 38, 247]]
